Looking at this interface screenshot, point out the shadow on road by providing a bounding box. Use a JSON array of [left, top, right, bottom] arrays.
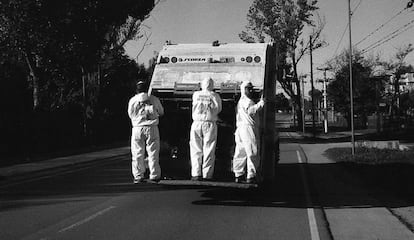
[[192, 162, 414, 210], [0, 160, 204, 212], [1, 159, 414, 212]]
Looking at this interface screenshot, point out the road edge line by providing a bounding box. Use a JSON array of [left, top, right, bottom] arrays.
[[297, 150, 321, 240]]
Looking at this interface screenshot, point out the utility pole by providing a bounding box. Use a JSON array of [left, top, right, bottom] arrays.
[[322, 78, 328, 133], [310, 35, 316, 136], [301, 75, 306, 133], [348, 0, 355, 156], [317, 67, 331, 133]]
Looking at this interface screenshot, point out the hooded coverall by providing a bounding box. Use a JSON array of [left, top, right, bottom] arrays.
[[233, 81, 264, 180], [190, 78, 222, 179], [128, 92, 164, 181]]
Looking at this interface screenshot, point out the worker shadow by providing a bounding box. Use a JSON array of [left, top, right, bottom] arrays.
[[192, 162, 414, 209]]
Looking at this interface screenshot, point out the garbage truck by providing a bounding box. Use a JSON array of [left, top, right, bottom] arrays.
[[149, 41, 279, 184]]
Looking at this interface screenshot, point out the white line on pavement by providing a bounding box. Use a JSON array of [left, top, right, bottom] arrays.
[[297, 150, 321, 240], [58, 206, 116, 233]]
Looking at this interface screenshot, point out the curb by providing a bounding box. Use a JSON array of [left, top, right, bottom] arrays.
[[299, 143, 414, 240]]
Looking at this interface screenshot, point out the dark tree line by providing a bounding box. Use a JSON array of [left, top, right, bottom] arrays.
[[0, 0, 156, 164]]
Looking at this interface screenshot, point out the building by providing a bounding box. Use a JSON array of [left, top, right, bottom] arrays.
[[399, 72, 414, 92]]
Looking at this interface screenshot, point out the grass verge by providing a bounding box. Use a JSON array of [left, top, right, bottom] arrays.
[[324, 147, 414, 165]]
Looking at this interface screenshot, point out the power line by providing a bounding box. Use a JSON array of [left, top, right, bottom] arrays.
[[361, 22, 414, 54], [352, 0, 363, 14], [332, 22, 349, 59], [330, 0, 362, 60], [361, 18, 414, 53], [355, 7, 408, 46]]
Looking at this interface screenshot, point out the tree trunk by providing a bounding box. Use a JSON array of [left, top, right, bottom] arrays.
[[346, 113, 351, 130], [294, 79, 303, 128], [24, 52, 40, 110], [81, 66, 87, 137], [292, 53, 303, 128], [290, 93, 303, 129]]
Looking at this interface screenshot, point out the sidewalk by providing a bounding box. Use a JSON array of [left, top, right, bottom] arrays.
[[279, 128, 377, 140], [300, 141, 414, 240], [0, 147, 130, 181]]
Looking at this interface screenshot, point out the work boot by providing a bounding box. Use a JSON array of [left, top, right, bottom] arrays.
[[235, 176, 243, 183], [246, 177, 257, 184], [191, 176, 202, 181], [133, 178, 145, 184], [148, 178, 160, 183]]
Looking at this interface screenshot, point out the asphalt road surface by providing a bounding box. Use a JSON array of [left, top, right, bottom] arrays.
[[0, 144, 331, 240]]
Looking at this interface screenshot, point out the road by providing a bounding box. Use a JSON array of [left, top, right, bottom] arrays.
[[0, 144, 332, 240], [276, 112, 316, 129]]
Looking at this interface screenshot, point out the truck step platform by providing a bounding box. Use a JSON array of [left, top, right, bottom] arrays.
[[154, 179, 258, 189]]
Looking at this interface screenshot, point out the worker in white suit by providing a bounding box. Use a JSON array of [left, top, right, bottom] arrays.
[[190, 77, 222, 181], [233, 81, 264, 184], [128, 81, 164, 184]]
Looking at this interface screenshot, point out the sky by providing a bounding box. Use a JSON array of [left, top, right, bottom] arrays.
[[124, 0, 414, 93]]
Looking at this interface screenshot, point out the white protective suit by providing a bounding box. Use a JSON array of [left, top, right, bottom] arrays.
[[128, 92, 164, 181], [232, 81, 264, 180], [190, 78, 222, 179]]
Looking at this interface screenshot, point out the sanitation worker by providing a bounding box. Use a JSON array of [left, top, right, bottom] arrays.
[[232, 81, 264, 184], [190, 77, 222, 181], [128, 81, 164, 184]]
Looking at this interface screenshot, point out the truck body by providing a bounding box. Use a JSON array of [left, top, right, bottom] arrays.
[[150, 42, 278, 183]]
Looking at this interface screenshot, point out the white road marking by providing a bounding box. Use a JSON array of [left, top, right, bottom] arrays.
[[297, 150, 321, 240], [58, 206, 116, 233]]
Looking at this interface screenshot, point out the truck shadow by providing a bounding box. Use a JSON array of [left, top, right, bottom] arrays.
[[192, 162, 414, 209]]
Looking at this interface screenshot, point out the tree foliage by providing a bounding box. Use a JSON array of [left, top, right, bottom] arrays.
[[0, 0, 154, 110], [308, 88, 322, 103], [0, 0, 157, 160], [327, 50, 379, 127], [240, 0, 325, 126], [380, 44, 414, 117], [275, 93, 290, 111]]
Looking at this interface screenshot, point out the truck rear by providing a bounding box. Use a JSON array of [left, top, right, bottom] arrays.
[[149, 42, 278, 183]]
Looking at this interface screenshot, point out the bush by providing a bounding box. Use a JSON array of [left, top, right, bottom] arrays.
[[324, 147, 414, 165]]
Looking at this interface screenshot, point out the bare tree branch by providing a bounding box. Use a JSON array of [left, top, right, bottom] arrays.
[[136, 30, 152, 61]]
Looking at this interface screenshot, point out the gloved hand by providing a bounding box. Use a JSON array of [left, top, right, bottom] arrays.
[[145, 105, 159, 119]]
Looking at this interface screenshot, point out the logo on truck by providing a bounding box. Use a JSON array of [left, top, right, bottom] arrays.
[[178, 57, 207, 62]]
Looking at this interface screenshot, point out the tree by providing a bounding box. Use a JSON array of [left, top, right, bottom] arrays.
[[240, 0, 325, 127], [400, 90, 414, 119], [308, 88, 322, 104], [327, 50, 378, 128], [0, 0, 53, 109], [275, 93, 290, 111], [0, 0, 157, 158], [381, 44, 414, 119], [0, 0, 155, 110]]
